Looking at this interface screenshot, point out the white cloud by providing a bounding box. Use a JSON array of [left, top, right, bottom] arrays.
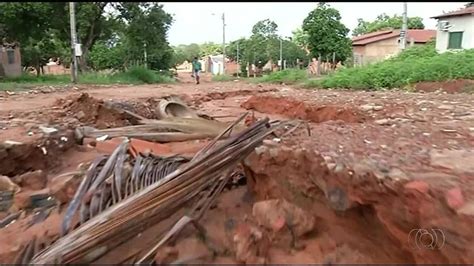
[[161, 2, 468, 45]]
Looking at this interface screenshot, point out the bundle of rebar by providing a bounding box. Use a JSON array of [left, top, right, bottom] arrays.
[[30, 114, 286, 264]]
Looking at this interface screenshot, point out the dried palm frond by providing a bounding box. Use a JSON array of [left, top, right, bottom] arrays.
[[30, 114, 287, 264]]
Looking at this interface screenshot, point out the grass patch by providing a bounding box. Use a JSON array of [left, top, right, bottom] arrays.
[[0, 66, 175, 91], [212, 74, 235, 82], [307, 44, 474, 90], [255, 69, 308, 85]]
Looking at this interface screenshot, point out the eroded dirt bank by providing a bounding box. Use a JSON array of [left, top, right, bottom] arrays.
[[0, 80, 473, 263]]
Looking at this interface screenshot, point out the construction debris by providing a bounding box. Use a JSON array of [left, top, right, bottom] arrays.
[[24, 114, 287, 264]]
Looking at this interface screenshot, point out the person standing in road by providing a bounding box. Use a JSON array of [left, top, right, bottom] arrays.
[[191, 57, 202, 84]]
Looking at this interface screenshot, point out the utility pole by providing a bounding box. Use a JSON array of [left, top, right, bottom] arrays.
[[69, 2, 78, 83], [400, 2, 408, 50], [279, 37, 283, 71], [143, 42, 147, 69], [222, 13, 226, 75], [236, 42, 240, 78]]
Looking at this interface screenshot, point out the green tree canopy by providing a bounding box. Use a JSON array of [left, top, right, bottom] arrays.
[[302, 3, 352, 62], [352, 13, 425, 36], [0, 2, 175, 73]]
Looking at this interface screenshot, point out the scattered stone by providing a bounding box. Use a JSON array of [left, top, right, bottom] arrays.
[[0, 176, 20, 193], [252, 199, 315, 237], [445, 187, 464, 211], [404, 180, 430, 194], [441, 129, 457, 133], [50, 172, 84, 204], [15, 170, 47, 190], [360, 104, 383, 112], [457, 202, 474, 217], [154, 246, 178, 264], [430, 149, 474, 174], [374, 119, 391, 125], [387, 168, 409, 181], [3, 140, 23, 148], [438, 105, 454, 110], [39, 125, 58, 134], [233, 223, 267, 264], [75, 111, 86, 120]]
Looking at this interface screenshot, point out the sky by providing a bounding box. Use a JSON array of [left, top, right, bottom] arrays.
[[161, 2, 469, 46]]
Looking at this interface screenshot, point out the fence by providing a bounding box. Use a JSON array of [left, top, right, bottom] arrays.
[[307, 53, 342, 76]]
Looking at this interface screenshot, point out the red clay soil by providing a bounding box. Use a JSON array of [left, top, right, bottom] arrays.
[[1, 79, 474, 264], [54, 93, 131, 129], [241, 95, 365, 123], [0, 129, 75, 177], [414, 79, 474, 94]]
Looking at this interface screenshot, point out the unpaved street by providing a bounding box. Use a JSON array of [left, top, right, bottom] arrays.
[[0, 76, 473, 263]]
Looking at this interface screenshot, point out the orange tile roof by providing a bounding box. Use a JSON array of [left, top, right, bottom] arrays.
[[352, 29, 436, 46], [431, 6, 474, 19]]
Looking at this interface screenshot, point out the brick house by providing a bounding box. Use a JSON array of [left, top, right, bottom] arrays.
[[352, 29, 436, 66], [0, 42, 22, 78]]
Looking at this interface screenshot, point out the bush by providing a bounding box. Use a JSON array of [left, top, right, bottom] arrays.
[[81, 67, 175, 84], [256, 69, 308, 84], [308, 45, 474, 90], [1, 74, 69, 84], [0, 67, 174, 90], [123, 66, 157, 83]]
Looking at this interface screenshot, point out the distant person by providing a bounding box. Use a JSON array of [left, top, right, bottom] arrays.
[[191, 57, 202, 84]]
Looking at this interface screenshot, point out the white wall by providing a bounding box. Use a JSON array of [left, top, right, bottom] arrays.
[[435, 15, 474, 53]]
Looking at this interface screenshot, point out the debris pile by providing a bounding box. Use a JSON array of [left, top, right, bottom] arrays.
[[23, 115, 287, 264]]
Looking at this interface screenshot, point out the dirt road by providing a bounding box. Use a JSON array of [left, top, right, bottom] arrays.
[[0, 76, 473, 264]]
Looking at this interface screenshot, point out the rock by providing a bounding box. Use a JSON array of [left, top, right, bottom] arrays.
[[0, 176, 20, 193], [174, 237, 213, 263], [39, 126, 58, 134], [387, 168, 409, 181], [457, 202, 474, 216], [16, 170, 47, 190], [438, 105, 454, 110], [233, 223, 267, 264], [360, 104, 383, 112], [252, 199, 315, 237], [374, 119, 391, 125], [154, 246, 178, 264], [430, 149, 474, 174], [445, 187, 464, 211], [404, 181, 429, 194], [75, 111, 86, 120], [3, 140, 23, 148], [50, 172, 84, 204]]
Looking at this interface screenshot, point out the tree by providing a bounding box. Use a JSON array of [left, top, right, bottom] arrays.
[[292, 27, 310, 52], [352, 13, 424, 36], [251, 19, 278, 39], [199, 42, 222, 57], [302, 3, 352, 62], [115, 2, 174, 70], [0, 3, 66, 75]]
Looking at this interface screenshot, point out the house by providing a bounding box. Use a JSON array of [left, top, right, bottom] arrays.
[[0, 41, 22, 78], [206, 55, 239, 75], [431, 6, 474, 53], [352, 29, 436, 65]]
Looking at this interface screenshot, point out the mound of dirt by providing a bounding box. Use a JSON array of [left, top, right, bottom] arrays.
[[241, 95, 365, 123], [54, 93, 131, 129], [414, 79, 474, 94]]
